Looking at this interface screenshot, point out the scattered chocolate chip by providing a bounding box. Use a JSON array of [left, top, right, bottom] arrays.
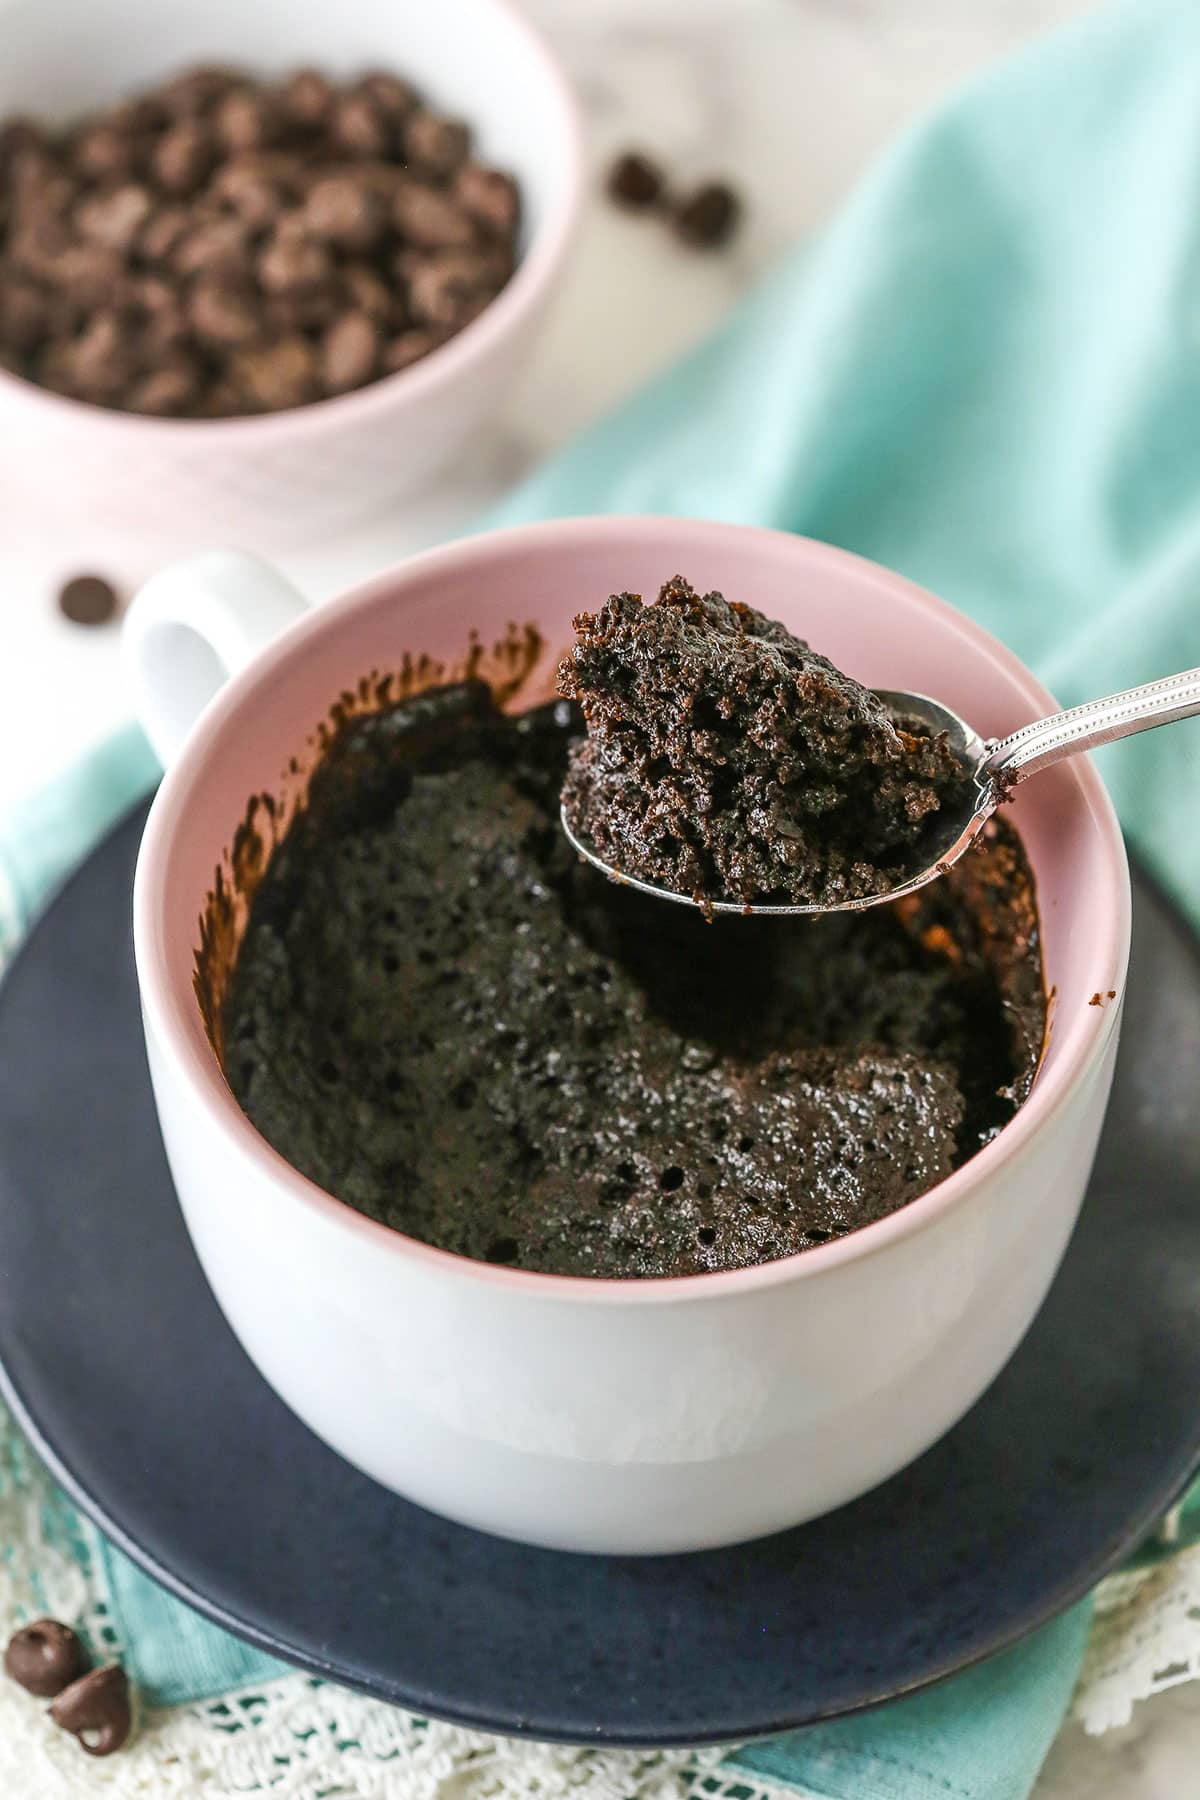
[[673, 180, 740, 248], [58, 573, 120, 626], [4, 1619, 88, 1697], [49, 1664, 131, 1757], [606, 151, 664, 211]]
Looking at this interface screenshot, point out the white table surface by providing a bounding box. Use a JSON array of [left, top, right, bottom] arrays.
[[1, 1, 1193, 1790]]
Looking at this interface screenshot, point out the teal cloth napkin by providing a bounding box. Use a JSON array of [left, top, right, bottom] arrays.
[[4, 0, 1200, 1792]]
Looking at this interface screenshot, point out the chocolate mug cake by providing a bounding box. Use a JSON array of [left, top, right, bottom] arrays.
[[560, 575, 973, 908], [219, 583, 1045, 1280]]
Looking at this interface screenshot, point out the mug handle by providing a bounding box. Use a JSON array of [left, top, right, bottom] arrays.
[[123, 550, 310, 769]]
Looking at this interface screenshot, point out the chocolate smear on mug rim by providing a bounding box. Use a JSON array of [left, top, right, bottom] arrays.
[[194, 621, 546, 1058]]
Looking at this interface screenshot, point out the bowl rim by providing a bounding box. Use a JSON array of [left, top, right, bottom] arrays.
[[0, 0, 585, 439], [133, 516, 1133, 1305]]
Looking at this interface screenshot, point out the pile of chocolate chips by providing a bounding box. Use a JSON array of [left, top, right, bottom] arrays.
[[4, 1618, 131, 1757], [0, 64, 520, 416]]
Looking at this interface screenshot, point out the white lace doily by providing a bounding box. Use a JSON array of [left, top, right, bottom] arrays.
[[1074, 1535, 1200, 1734]]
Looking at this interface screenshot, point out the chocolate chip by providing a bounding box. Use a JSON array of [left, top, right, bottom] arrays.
[[454, 165, 519, 239], [160, 65, 239, 120], [195, 373, 243, 417], [257, 219, 332, 294], [605, 151, 664, 211], [392, 181, 475, 249], [187, 278, 261, 347], [404, 110, 470, 181], [57, 574, 120, 626], [4, 1619, 88, 1696], [280, 68, 334, 132], [355, 71, 419, 121], [125, 356, 201, 415], [381, 326, 444, 374], [673, 180, 740, 248], [341, 261, 394, 322], [138, 203, 191, 266], [210, 154, 294, 229], [214, 88, 280, 155], [172, 215, 252, 280], [231, 334, 317, 410], [264, 288, 340, 334], [0, 117, 46, 174], [54, 311, 134, 402], [404, 248, 506, 328], [304, 174, 384, 252], [319, 309, 381, 393], [121, 274, 186, 351], [74, 182, 152, 253], [70, 123, 137, 184], [330, 92, 392, 160], [49, 1664, 131, 1757], [0, 274, 47, 352], [152, 119, 215, 197]]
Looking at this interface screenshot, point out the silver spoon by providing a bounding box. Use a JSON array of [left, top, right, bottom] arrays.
[[562, 665, 1200, 915]]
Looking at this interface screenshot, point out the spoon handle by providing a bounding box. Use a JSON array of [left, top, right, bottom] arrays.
[[985, 665, 1200, 786]]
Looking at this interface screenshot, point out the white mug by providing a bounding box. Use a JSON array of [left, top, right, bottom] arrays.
[[126, 518, 1130, 1553]]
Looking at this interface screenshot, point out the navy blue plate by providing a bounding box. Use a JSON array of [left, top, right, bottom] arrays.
[[0, 802, 1198, 1747]]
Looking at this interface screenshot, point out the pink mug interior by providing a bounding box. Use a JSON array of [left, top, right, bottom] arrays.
[[136, 517, 1131, 1290]]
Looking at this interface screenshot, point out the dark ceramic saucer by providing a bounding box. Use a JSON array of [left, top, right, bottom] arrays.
[[0, 802, 1198, 1747]]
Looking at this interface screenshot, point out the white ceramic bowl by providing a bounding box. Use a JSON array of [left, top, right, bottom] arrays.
[[0, 0, 582, 540], [126, 519, 1131, 1554]]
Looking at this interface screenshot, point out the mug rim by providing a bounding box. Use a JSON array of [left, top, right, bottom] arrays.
[[133, 516, 1132, 1305], [0, 0, 584, 442]]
